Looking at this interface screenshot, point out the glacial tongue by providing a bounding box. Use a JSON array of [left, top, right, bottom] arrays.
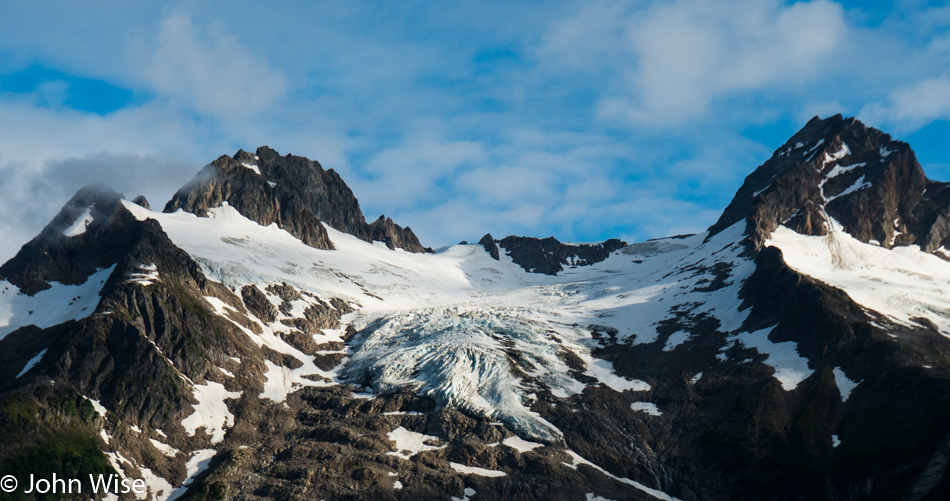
[[343, 305, 649, 443]]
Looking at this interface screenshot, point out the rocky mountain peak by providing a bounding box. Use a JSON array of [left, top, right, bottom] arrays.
[[708, 114, 950, 252], [0, 184, 131, 294], [164, 146, 429, 252]]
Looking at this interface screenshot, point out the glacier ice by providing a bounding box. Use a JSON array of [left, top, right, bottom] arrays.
[[345, 305, 620, 442]]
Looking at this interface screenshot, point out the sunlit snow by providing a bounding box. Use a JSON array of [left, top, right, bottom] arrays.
[[118, 201, 762, 444], [386, 426, 446, 460], [768, 224, 950, 336], [449, 462, 507, 477], [180, 381, 240, 445]]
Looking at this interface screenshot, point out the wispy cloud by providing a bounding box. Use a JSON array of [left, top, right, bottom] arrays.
[[558, 0, 849, 126], [138, 15, 286, 116], [860, 77, 950, 132]]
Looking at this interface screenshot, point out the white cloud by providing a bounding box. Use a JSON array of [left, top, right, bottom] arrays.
[[353, 137, 486, 212], [141, 15, 286, 116], [859, 77, 950, 132], [542, 0, 848, 125]]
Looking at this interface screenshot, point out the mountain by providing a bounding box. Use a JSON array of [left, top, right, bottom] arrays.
[[2, 118, 950, 501], [165, 146, 430, 253]]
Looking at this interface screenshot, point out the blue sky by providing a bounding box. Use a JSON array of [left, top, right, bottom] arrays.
[[1, 0, 948, 260]]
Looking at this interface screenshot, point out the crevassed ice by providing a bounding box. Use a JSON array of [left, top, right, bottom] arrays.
[[345, 305, 622, 442]]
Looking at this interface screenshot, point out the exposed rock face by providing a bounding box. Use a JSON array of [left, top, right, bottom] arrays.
[[710, 114, 950, 251], [164, 146, 428, 252], [131, 195, 151, 210], [498, 235, 628, 275], [479, 233, 500, 260], [369, 215, 431, 253]]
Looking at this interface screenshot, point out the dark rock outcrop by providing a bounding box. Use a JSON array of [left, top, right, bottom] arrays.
[[368, 215, 431, 253], [709, 114, 950, 252], [498, 235, 628, 275], [241, 284, 277, 323], [479, 233, 500, 260], [131, 195, 150, 210], [164, 146, 428, 252]]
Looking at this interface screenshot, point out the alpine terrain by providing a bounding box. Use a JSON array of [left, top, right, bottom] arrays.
[[3, 115, 950, 500]]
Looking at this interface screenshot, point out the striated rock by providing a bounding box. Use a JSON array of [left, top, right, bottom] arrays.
[[241, 284, 277, 323]]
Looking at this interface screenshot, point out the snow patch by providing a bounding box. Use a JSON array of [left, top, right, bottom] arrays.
[[128, 263, 159, 286], [826, 162, 866, 179], [726, 327, 812, 391], [240, 162, 261, 175], [827, 175, 871, 202], [630, 402, 662, 416], [64, 205, 94, 237], [386, 426, 446, 460], [16, 349, 47, 378], [149, 438, 181, 457], [181, 381, 240, 445], [820, 142, 851, 168], [452, 487, 477, 501], [832, 367, 859, 402], [502, 435, 542, 453], [168, 449, 216, 500], [449, 462, 507, 477], [586, 359, 651, 392], [562, 450, 679, 500], [85, 397, 107, 417]]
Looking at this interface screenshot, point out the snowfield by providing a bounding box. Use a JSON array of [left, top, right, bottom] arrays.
[[768, 221, 950, 337]]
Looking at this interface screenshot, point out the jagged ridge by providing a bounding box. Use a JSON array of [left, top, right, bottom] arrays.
[[165, 146, 430, 253]]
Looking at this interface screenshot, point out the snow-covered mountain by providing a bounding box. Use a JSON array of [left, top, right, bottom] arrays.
[[2, 116, 950, 500]]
